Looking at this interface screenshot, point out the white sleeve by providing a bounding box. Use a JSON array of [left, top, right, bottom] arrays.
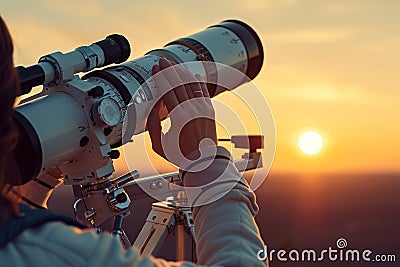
[[182, 146, 267, 267], [4, 220, 199, 267]]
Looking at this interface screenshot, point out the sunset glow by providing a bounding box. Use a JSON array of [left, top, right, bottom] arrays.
[[3, 0, 400, 174]]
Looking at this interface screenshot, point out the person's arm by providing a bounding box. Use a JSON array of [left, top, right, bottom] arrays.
[[184, 147, 267, 266], [147, 58, 268, 266]]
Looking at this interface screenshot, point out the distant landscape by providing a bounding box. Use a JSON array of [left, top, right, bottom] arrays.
[[49, 172, 400, 266], [255, 172, 399, 267]]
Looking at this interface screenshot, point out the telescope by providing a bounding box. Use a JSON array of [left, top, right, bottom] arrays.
[[13, 20, 265, 233], [14, 19, 263, 185]]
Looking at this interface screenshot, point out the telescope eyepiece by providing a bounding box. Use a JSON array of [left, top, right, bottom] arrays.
[[94, 34, 131, 65], [16, 65, 46, 95], [16, 34, 131, 95]]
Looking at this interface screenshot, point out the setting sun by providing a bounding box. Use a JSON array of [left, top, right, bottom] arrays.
[[298, 131, 323, 155]]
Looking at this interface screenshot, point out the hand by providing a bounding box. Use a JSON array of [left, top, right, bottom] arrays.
[[44, 167, 63, 181], [11, 167, 63, 209], [147, 58, 217, 167]]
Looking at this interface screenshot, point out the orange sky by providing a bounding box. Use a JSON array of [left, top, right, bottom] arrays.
[[3, 0, 400, 175]]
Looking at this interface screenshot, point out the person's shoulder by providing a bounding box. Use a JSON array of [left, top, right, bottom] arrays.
[[0, 222, 98, 266], [14, 222, 149, 267], [12, 221, 125, 266], [27, 220, 91, 235], [18, 220, 102, 245]]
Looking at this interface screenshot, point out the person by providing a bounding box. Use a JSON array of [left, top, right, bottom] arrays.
[[0, 16, 268, 267]]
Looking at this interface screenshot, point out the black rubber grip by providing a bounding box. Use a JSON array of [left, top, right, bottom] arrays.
[[94, 34, 131, 66], [16, 65, 45, 95]]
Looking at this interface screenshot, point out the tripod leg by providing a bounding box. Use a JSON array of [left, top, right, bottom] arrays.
[[133, 202, 176, 256], [176, 224, 185, 261], [111, 213, 132, 249], [176, 207, 196, 262]]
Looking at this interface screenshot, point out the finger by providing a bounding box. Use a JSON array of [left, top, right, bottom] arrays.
[[47, 167, 63, 178], [174, 66, 204, 99], [152, 64, 179, 112], [195, 74, 210, 98], [175, 68, 205, 99], [189, 80, 205, 98], [146, 102, 165, 158], [159, 58, 189, 103], [195, 74, 212, 106], [163, 90, 180, 113], [174, 64, 194, 99]]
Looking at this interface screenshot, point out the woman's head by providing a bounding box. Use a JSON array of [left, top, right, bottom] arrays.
[[0, 16, 21, 212]]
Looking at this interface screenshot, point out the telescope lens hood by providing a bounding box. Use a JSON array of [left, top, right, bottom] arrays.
[[213, 20, 264, 80], [12, 111, 42, 185]]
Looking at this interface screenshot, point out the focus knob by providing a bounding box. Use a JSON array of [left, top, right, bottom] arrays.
[[116, 192, 128, 203], [108, 150, 120, 159], [96, 97, 122, 126], [88, 86, 104, 98]]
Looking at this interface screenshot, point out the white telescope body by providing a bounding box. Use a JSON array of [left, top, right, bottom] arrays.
[[13, 20, 264, 185], [15, 93, 89, 171]]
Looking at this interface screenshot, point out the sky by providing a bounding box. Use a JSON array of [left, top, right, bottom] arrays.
[[2, 0, 400, 175]]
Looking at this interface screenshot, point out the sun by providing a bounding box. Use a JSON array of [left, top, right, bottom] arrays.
[[298, 131, 323, 155]]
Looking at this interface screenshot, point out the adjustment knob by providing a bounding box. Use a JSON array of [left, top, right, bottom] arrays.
[[116, 192, 128, 203], [108, 150, 120, 159], [96, 97, 122, 126], [88, 86, 104, 98]]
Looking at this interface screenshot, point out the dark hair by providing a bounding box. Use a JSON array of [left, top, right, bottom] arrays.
[[0, 16, 21, 216]]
